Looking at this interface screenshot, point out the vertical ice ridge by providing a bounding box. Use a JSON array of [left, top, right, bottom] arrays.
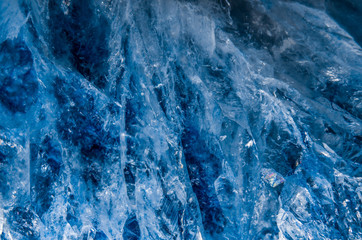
[[0, 0, 361, 239]]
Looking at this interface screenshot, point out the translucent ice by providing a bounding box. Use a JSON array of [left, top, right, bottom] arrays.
[[0, 0, 361, 239]]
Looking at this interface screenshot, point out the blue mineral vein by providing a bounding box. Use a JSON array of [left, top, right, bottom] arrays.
[[0, 0, 361, 239]]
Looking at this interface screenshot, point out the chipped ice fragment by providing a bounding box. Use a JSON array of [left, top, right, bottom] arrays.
[[261, 168, 285, 187]]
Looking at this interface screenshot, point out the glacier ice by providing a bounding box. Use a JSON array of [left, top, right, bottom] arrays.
[[0, 0, 361, 239]]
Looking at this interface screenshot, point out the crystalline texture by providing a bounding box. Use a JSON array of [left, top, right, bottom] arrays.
[[0, 0, 361, 239]]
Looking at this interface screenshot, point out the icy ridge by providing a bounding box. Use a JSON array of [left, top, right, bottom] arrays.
[[0, 0, 361, 239]]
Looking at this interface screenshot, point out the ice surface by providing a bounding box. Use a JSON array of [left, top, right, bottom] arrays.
[[0, 0, 361, 239]]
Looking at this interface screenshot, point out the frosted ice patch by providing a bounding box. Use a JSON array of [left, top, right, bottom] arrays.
[[191, 75, 202, 85], [261, 168, 285, 187], [245, 140, 254, 148]]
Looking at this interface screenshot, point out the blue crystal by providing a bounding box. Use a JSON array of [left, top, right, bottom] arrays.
[[0, 0, 361, 239]]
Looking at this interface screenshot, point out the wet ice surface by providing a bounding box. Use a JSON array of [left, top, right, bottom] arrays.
[[0, 0, 361, 239]]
